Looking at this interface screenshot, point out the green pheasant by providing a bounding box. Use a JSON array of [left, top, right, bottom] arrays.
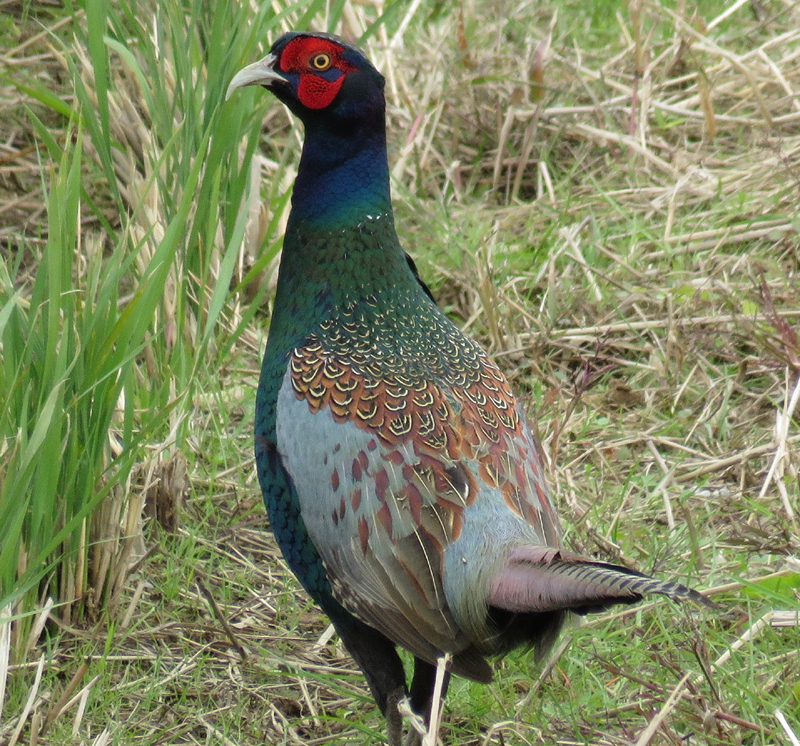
[[228, 31, 711, 745]]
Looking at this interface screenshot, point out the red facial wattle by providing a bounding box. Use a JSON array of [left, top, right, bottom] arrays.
[[297, 73, 346, 110], [279, 36, 356, 110]]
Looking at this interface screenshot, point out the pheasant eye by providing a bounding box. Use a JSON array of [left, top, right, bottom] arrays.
[[310, 53, 331, 71]]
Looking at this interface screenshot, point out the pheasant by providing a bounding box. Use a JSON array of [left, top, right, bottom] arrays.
[[227, 32, 710, 744]]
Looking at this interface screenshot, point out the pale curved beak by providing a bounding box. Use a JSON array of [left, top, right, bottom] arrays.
[[226, 53, 282, 101]]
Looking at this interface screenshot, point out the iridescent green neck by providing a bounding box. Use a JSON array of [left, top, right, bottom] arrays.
[[269, 214, 421, 352], [289, 129, 392, 230], [267, 110, 421, 352]]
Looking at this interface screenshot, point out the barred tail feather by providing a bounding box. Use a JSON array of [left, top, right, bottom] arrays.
[[488, 547, 714, 615]]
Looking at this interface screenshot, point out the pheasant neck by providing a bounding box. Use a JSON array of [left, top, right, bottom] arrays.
[[289, 127, 393, 230], [269, 126, 423, 354]]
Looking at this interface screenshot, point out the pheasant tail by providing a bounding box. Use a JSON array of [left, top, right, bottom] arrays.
[[489, 547, 714, 615]]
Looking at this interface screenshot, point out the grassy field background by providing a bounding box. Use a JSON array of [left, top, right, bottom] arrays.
[[1, 0, 799, 743]]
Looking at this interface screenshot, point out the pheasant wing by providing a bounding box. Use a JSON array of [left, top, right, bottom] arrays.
[[275, 333, 559, 678]]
